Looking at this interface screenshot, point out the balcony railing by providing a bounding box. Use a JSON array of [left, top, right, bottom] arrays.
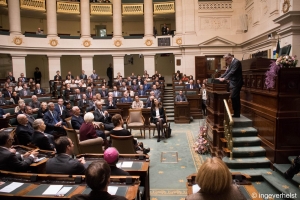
[[198, 1, 232, 11], [153, 2, 175, 14], [20, 0, 45, 11], [0, 0, 7, 6], [90, 3, 112, 15], [57, 1, 80, 14], [122, 3, 143, 15]]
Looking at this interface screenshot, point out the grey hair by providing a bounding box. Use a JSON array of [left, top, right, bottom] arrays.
[[47, 102, 54, 108], [72, 106, 79, 112], [224, 53, 233, 58], [84, 112, 94, 123], [33, 119, 44, 130]]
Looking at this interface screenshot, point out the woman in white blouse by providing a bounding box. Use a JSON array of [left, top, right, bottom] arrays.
[[132, 96, 144, 109], [14, 81, 23, 91], [200, 83, 207, 116], [75, 76, 81, 84]]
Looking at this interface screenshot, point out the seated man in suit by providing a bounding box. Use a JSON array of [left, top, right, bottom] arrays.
[[74, 89, 82, 100], [43, 102, 66, 135], [32, 119, 55, 151], [78, 94, 89, 112], [131, 80, 139, 91], [136, 75, 143, 85], [54, 70, 62, 81], [186, 80, 196, 90], [100, 85, 108, 97], [0, 108, 10, 118], [126, 77, 133, 86], [143, 80, 151, 90], [71, 106, 84, 130], [16, 114, 34, 145], [79, 70, 87, 80], [0, 131, 38, 172], [66, 71, 74, 80], [34, 84, 45, 95], [106, 96, 117, 109], [19, 73, 27, 83], [86, 95, 97, 112], [152, 85, 161, 99], [24, 106, 36, 127], [28, 95, 40, 112], [103, 147, 130, 176], [138, 85, 146, 96], [3, 86, 13, 98], [0, 92, 7, 105], [175, 90, 187, 102], [120, 91, 133, 103], [19, 84, 31, 97], [6, 71, 15, 82], [45, 136, 86, 174], [55, 98, 65, 116], [195, 79, 202, 89], [70, 161, 127, 200], [112, 86, 121, 97], [119, 82, 128, 91], [93, 101, 114, 131], [86, 87, 95, 99]]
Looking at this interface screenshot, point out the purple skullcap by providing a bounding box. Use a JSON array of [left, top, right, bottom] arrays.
[[104, 147, 119, 164]]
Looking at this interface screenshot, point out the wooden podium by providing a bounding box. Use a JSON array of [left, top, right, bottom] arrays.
[[206, 81, 230, 157], [174, 102, 190, 123]]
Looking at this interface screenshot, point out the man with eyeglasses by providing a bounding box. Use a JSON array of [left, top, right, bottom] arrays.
[[45, 136, 86, 174], [0, 130, 38, 172]]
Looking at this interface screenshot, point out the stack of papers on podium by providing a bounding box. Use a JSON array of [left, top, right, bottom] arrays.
[[0, 182, 23, 193], [107, 186, 118, 195], [192, 184, 201, 193], [116, 161, 133, 168], [42, 185, 72, 196]]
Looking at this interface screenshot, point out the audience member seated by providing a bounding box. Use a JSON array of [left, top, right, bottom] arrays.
[[6, 71, 15, 82], [16, 114, 34, 145], [189, 75, 194, 80], [196, 79, 202, 89], [71, 106, 84, 130], [175, 90, 187, 102], [80, 70, 87, 80], [126, 77, 133, 86], [185, 157, 246, 200], [43, 102, 66, 135], [0, 131, 38, 172], [151, 98, 166, 142], [54, 70, 62, 81], [19, 84, 31, 97], [136, 76, 143, 85], [24, 106, 35, 127], [174, 72, 181, 80], [100, 85, 108, 97], [0, 108, 10, 119], [64, 83, 73, 98], [32, 119, 55, 151], [0, 92, 6, 105], [132, 96, 144, 109], [37, 102, 48, 119], [131, 72, 137, 80], [143, 80, 151, 90], [3, 86, 13, 98], [45, 136, 86, 174], [142, 70, 148, 78], [95, 93, 105, 104], [182, 74, 189, 81], [158, 74, 164, 80], [28, 78, 35, 90], [10, 91, 21, 105], [138, 85, 146, 96], [86, 87, 95, 99], [119, 82, 127, 92], [153, 77, 161, 85], [62, 101, 73, 121], [55, 98, 65, 116], [74, 89, 82, 100], [116, 77, 123, 86], [86, 95, 97, 112], [28, 95, 40, 112], [155, 81, 162, 89], [70, 161, 127, 200], [14, 81, 23, 91], [34, 83, 45, 95], [5, 78, 15, 87], [143, 74, 151, 82], [112, 86, 121, 97], [78, 81, 86, 92], [80, 112, 106, 141], [120, 91, 132, 103], [103, 147, 130, 176], [91, 69, 98, 80], [131, 80, 139, 90], [106, 96, 116, 109], [75, 76, 81, 84], [93, 101, 114, 131], [66, 71, 74, 80], [152, 85, 161, 99], [127, 88, 135, 97], [16, 101, 26, 115], [145, 95, 154, 108], [78, 94, 89, 111], [186, 80, 196, 90]]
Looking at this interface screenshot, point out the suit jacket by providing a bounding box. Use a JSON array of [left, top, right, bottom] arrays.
[[0, 108, 6, 118], [119, 86, 127, 91], [195, 83, 202, 89], [74, 94, 83, 100], [120, 97, 133, 103], [3, 90, 12, 98], [220, 58, 243, 88], [131, 84, 139, 91], [145, 101, 152, 108], [19, 89, 31, 97], [79, 74, 87, 80], [16, 124, 34, 145], [138, 89, 146, 96], [28, 101, 40, 109], [86, 91, 95, 99], [32, 131, 54, 150], [0, 147, 34, 172], [153, 89, 161, 98], [19, 77, 27, 82], [78, 99, 89, 109], [0, 97, 6, 105], [126, 80, 133, 86], [55, 104, 65, 116], [34, 88, 45, 95], [161, 26, 168, 35], [136, 79, 143, 85], [26, 114, 35, 127], [6, 75, 15, 82], [54, 75, 62, 81], [112, 91, 121, 97], [78, 86, 86, 93], [175, 95, 187, 102], [71, 115, 84, 130], [150, 107, 165, 122], [186, 84, 196, 90], [43, 110, 62, 131], [143, 84, 151, 90], [106, 100, 117, 109], [93, 109, 111, 124], [99, 90, 108, 97], [90, 73, 98, 80], [45, 154, 85, 175]]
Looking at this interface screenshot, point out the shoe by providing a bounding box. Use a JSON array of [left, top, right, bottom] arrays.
[[232, 115, 240, 118], [157, 139, 161, 142], [143, 148, 150, 154]]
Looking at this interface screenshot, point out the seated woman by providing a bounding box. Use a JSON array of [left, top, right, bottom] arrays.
[[182, 74, 189, 81], [75, 76, 81, 84], [79, 112, 106, 141], [62, 101, 73, 121], [132, 95, 143, 109], [95, 93, 105, 104], [65, 76, 72, 84], [110, 114, 150, 154], [186, 157, 246, 200], [81, 79, 87, 87], [37, 102, 48, 119], [14, 99, 25, 113], [10, 91, 21, 105], [150, 98, 166, 142], [64, 83, 73, 99], [28, 78, 35, 90], [14, 81, 23, 92]]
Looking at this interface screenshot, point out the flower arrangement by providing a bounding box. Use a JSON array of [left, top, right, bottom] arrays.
[[265, 55, 298, 89], [193, 125, 209, 154]]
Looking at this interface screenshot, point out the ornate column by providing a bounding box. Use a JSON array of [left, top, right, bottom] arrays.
[[46, 0, 57, 37], [144, 0, 153, 37], [81, 0, 91, 38], [113, 55, 124, 77], [11, 55, 26, 78], [8, 0, 21, 35], [143, 54, 155, 77], [113, 0, 122, 38], [81, 55, 94, 77], [48, 55, 61, 80], [175, 0, 183, 35]]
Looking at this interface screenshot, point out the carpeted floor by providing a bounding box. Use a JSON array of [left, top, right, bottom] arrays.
[[132, 119, 208, 200]]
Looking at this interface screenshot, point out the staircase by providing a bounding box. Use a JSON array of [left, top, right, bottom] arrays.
[[163, 86, 174, 122], [223, 116, 299, 199]]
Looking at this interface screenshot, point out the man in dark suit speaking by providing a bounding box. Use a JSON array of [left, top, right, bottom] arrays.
[[218, 53, 243, 118]]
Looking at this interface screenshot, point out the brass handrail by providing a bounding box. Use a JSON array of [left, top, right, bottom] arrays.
[[223, 99, 234, 159]]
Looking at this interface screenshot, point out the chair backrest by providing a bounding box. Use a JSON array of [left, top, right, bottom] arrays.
[[65, 128, 81, 155], [128, 109, 143, 123], [65, 117, 72, 129], [110, 135, 136, 154]]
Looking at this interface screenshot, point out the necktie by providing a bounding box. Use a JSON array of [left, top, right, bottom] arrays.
[[60, 106, 62, 115], [83, 100, 85, 104], [52, 112, 58, 124], [90, 93, 92, 98], [38, 89, 41, 93]]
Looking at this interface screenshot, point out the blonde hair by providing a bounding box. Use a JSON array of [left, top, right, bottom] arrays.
[[195, 157, 232, 194]]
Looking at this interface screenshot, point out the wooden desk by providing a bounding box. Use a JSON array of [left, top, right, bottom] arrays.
[[77, 153, 150, 200], [174, 102, 190, 123]]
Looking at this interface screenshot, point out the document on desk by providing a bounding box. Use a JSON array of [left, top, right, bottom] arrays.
[[34, 157, 46, 163], [116, 162, 122, 168], [0, 182, 23, 193], [107, 186, 118, 195], [56, 187, 72, 195], [192, 184, 201, 193], [42, 185, 63, 195], [121, 161, 133, 168]]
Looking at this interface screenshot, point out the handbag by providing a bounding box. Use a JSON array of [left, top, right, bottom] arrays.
[[167, 123, 172, 138]]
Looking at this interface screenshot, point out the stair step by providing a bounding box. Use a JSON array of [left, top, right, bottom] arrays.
[[163, 102, 174, 106], [232, 115, 253, 128], [273, 163, 300, 187], [168, 117, 174, 122], [233, 136, 261, 147], [223, 157, 270, 169], [164, 106, 174, 109], [232, 127, 258, 137], [164, 97, 174, 100], [262, 171, 299, 199], [232, 146, 266, 158], [166, 113, 174, 117], [230, 168, 272, 181]]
